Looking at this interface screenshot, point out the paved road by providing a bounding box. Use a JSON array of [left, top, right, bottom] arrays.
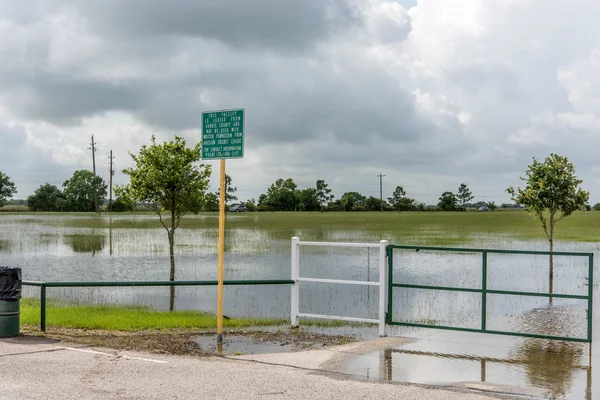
[[0, 335, 524, 400]]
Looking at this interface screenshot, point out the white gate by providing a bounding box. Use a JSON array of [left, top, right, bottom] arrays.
[[290, 237, 388, 336]]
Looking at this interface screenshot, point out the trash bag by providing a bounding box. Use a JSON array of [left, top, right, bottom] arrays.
[[0, 266, 21, 301]]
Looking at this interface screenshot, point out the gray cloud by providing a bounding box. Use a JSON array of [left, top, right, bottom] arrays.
[[1, 0, 599, 205], [60, 0, 362, 52]]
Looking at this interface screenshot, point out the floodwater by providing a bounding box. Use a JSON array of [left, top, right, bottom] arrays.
[[1, 213, 599, 399]]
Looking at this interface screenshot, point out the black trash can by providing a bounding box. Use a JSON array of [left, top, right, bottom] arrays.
[[0, 266, 21, 338]]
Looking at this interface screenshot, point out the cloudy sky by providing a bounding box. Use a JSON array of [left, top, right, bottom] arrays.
[[1, 0, 599, 205]]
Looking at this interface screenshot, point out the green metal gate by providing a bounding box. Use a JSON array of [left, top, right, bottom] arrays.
[[386, 245, 594, 343]]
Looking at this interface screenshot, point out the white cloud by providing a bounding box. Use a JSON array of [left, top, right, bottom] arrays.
[[0, 0, 599, 204]]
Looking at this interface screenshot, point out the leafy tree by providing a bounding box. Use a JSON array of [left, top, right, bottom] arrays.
[[27, 183, 65, 211], [204, 193, 219, 211], [0, 171, 17, 208], [112, 196, 134, 212], [593, 203, 600, 211], [261, 178, 299, 211], [457, 183, 474, 206], [55, 198, 67, 212], [299, 187, 320, 211], [216, 174, 238, 205], [62, 170, 107, 212], [315, 180, 334, 213], [245, 198, 257, 212], [365, 196, 389, 211], [338, 192, 366, 211], [388, 186, 416, 211], [438, 191, 458, 211], [116, 136, 212, 311], [507, 153, 589, 298], [488, 201, 497, 211]]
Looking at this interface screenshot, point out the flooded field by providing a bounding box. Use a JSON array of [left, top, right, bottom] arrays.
[[1, 212, 599, 398]]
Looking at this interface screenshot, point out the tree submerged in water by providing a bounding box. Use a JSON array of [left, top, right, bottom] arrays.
[[116, 136, 212, 311], [507, 153, 588, 300]]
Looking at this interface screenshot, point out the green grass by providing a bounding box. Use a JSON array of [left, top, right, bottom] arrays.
[[6, 210, 598, 245], [20, 298, 285, 331]]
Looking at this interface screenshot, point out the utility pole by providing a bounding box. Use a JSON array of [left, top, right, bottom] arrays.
[[108, 150, 114, 212], [89, 135, 98, 213], [377, 173, 386, 212]]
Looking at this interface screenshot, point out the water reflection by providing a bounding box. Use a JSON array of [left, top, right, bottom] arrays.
[[379, 346, 591, 399], [64, 234, 105, 254], [513, 305, 586, 398]]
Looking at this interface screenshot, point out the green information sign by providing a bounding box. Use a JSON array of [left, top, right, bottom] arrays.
[[201, 109, 244, 159]]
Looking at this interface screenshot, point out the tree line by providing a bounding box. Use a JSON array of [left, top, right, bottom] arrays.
[[0, 139, 592, 310]]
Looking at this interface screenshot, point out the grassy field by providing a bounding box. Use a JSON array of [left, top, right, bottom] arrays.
[[9, 210, 599, 244]]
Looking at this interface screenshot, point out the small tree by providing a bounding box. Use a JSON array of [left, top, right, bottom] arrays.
[[388, 186, 416, 211], [216, 174, 238, 206], [593, 203, 600, 211], [438, 191, 458, 211], [488, 201, 497, 211], [316, 180, 334, 213], [507, 154, 588, 298], [116, 136, 212, 311], [0, 171, 17, 208], [457, 183, 474, 206]]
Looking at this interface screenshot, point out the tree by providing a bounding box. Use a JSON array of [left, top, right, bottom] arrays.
[[338, 192, 366, 211], [112, 196, 134, 212], [116, 136, 212, 311], [488, 201, 497, 211], [507, 154, 589, 299], [457, 183, 474, 206], [315, 180, 334, 213], [365, 196, 389, 211], [593, 203, 600, 211], [0, 171, 17, 208], [298, 187, 320, 211], [216, 174, 238, 206], [204, 193, 219, 211], [27, 184, 65, 211], [438, 191, 458, 211], [261, 178, 299, 211], [62, 170, 107, 212], [245, 198, 257, 212], [388, 186, 416, 211]]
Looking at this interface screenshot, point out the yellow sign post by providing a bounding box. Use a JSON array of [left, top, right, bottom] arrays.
[[201, 109, 245, 346], [217, 159, 226, 343]]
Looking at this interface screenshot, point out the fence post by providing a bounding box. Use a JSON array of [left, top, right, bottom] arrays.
[[40, 284, 46, 332], [291, 237, 300, 327], [379, 240, 388, 336]]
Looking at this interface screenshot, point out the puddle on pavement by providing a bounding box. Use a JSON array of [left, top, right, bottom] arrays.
[[195, 335, 295, 355], [193, 325, 370, 356], [336, 325, 594, 399]]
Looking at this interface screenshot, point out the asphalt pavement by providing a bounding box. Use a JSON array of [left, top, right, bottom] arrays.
[[0, 335, 526, 400]]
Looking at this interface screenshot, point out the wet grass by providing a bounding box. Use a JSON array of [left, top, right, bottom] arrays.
[[20, 298, 286, 331], [5, 210, 598, 245], [64, 234, 105, 253]]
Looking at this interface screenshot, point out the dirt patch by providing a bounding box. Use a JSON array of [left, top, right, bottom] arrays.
[[19, 326, 357, 356]]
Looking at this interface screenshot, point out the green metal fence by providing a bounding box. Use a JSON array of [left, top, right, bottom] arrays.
[[386, 245, 594, 343], [22, 279, 294, 332]]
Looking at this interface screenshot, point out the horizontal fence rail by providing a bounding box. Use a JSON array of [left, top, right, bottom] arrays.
[[386, 245, 594, 344], [22, 279, 294, 332]]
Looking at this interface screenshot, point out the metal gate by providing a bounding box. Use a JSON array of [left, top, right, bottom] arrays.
[[386, 245, 594, 343]]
